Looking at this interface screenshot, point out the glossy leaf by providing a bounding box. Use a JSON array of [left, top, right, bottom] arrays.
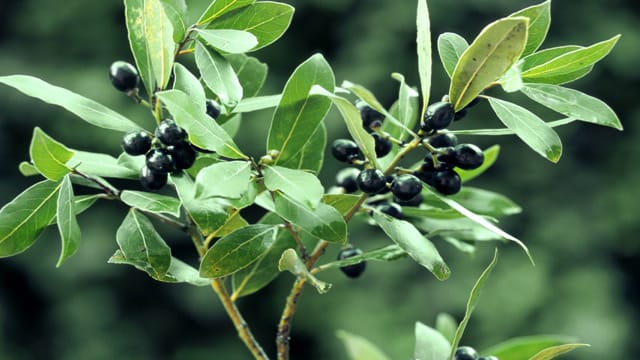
[[449, 17, 529, 111], [263, 165, 324, 209], [322, 194, 362, 217], [69, 150, 138, 179], [412, 215, 503, 242], [488, 97, 562, 162], [457, 145, 500, 183], [116, 209, 172, 277], [509, 1, 550, 56], [235, 95, 281, 113], [227, 54, 268, 98], [208, 1, 294, 51], [520, 46, 593, 85], [284, 123, 326, 173], [437, 32, 469, 78], [29, 127, 74, 181], [379, 73, 419, 166], [450, 187, 522, 218], [157, 89, 245, 158], [336, 330, 391, 360], [529, 344, 590, 360], [417, 0, 432, 108], [372, 211, 450, 280], [197, 0, 254, 25], [482, 335, 577, 360], [268, 54, 334, 167], [195, 42, 243, 107], [317, 245, 406, 271], [0, 75, 141, 132], [435, 313, 458, 344], [121, 190, 182, 217], [173, 63, 206, 111], [195, 29, 258, 54], [278, 248, 331, 293], [521, 84, 622, 130], [171, 173, 229, 234], [18, 162, 39, 177], [194, 161, 252, 199], [109, 250, 209, 286], [415, 322, 451, 360], [200, 224, 278, 278], [449, 117, 577, 137], [500, 63, 524, 93], [160, 0, 186, 42], [55, 176, 81, 267]]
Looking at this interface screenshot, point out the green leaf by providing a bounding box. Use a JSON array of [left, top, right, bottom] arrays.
[[435, 313, 458, 344], [509, 1, 551, 56], [109, 250, 209, 286], [195, 29, 258, 54], [448, 249, 499, 360], [55, 176, 81, 267], [417, 0, 432, 109], [521, 84, 622, 130], [278, 248, 332, 293], [322, 194, 362, 217], [519, 46, 593, 85], [267, 54, 334, 167], [457, 145, 500, 183], [488, 97, 562, 162], [200, 224, 278, 278], [195, 42, 243, 107], [197, 0, 254, 25], [157, 89, 246, 158], [29, 127, 74, 181], [412, 216, 504, 243], [227, 54, 268, 98], [372, 211, 450, 280], [208, 1, 294, 51], [522, 35, 620, 80], [336, 330, 391, 360], [379, 73, 419, 166], [317, 245, 406, 271], [450, 117, 577, 137], [414, 321, 451, 360], [160, 0, 186, 42], [194, 161, 252, 199], [121, 190, 182, 217], [173, 63, 206, 110], [234, 95, 281, 113], [171, 173, 229, 234], [500, 63, 524, 93], [529, 344, 590, 360], [69, 150, 138, 179], [0, 75, 142, 132], [450, 187, 521, 218], [0, 180, 62, 257], [125, 0, 175, 93], [18, 162, 39, 177], [437, 32, 469, 78], [482, 335, 578, 360], [263, 165, 324, 209], [116, 209, 172, 277], [449, 17, 529, 111], [278, 123, 326, 173]]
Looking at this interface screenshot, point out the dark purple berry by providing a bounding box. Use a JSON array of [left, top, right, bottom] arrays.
[[454, 346, 479, 360], [122, 131, 152, 156], [436, 146, 457, 164], [372, 133, 392, 157], [394, 193, 422, 207], [146, 148, 175, 174], [206, 99, 221, 119], [377, 175, 394, 194], [427, 133, 458, 148], [421, 101, 455, 131], [378, 202, 404, 219], [155, 119, 187, 146], [167, 143, 197, 170], [336, 168, 361, 194], [140, 166, 168, 191], [337, 247, 366, 278], [331, 139, 360, 163], [109, 61, 139, 92], [391, 174, 423, 201], [454, 144, 484, 170], [432, 168, 461, 195], [356, 100, 384, 131], [356, 168, 387, 194]]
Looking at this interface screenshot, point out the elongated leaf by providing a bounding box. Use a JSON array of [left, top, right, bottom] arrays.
[[435, 313, 458, 344], [372, 211, 450, 280], [235, 95, 281, 113], [195, 29, 258, 54], [195, 161, 252, 199], [160, 0, 186, 42], [56, 176, 81, 267], [157, 89, 245, 158], [125, 0, 175, 93], [263, 165, 324, 209], [521, 84, 622, 130], [529, 344, 590, 360], [450, 17, 529, 111], [171, 173, 229, 234], [317, 245, 406, 271], [509, 1, 551, 56], [0, 75, 141, 132], [379, 73, 419, 166], [438, 32, 469, 78], [415, 322, 451, 360], [337, 330, 391, 360], [29, 127, 74, 181], [197, 0, 254, 25], [267, 54, 334, 167], [195, 42, 243, 107], [519, 45, 593, 85], [109, 250, 209, 286], [322, 194, 362, 217], [278, 123, 326, 173], [451, 187, 521, 218], [488, 97, 562, 162], [173, 63, 206, 110], [121, 190, 181, 217], [200, 224, 277, 278], [482, 335, 577, 360], [448, 249, 499, 360], [450, 117, 577, 136], [0, 180, 62, 257], [457, 145, 500, 183], [417, 0, 432, 109], [227, 54, 268, 98], [69, 150, 138, 179], [208, 1, 294, 51], [522, 35, 620, 79]]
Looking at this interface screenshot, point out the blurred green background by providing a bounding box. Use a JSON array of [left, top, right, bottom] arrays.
[[0, 0, 638, 359]]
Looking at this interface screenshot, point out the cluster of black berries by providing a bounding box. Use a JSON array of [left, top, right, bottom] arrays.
[[337, 247, 366, 278], [454, 345, 498, 360]]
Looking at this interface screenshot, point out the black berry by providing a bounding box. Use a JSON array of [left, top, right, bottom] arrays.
[[337, 247, 366, 278], [356, 100, 384, 131], [356, 168, 387, 194], [478, 357, 498, 360], [432, 168, 461, 195], [378, 202, 404, 219], [206, 99, 221, 119], [391, 174, 423, 201], [122, 131, 152, 156], [167, 143, 197, 170], [109, 61, 139, 92], [436, 146, 457, 165], [155, 119, 187, 146], [336, 168, 361, 194], [331, 139, 360, 163], [421, 101, 455, 131], [377, 175, 394, 194], [140, 166, 168, 191], [372, 133, 392, 157], [394, 193, 423, 207], [427, 133, 458, 148], [454, 144, 484, 170], [146, 148, 175, 174], [454, 346, 479, 360]]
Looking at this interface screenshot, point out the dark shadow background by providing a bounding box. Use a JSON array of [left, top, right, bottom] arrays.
[[0, 0, 639, 359]]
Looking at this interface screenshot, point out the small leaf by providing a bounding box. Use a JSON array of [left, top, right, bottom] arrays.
[[417, 0, 432, 109], [116, 209, 172, 277], [317, 245, 406, 271], [322, 194, 362, 217], [500, 63, 524, 92], [109, 250, 209, 286], [171, 173, 229, 234], [29, 127, 74, 181], [509, 1, 551, 56], [18, 162, 39, 177], [521, 84, 622, 130], [372, 211, 450, 280], [194, 161, 252, 199], [69, 150, 138, 179], [414, 321, 451, 360], [336, 330, 391, 360], [200, 224, 278, 278], [278, 248, 331, 294], [120, 190, 182, 217], [457, 145, 500, 183], [0, 75, 141, 132], [449, 17, 529, 111], [482, 335, 578, 360], [435, 313, 458, 344], [197, 0, 254, 25], [529, 344, 590, 360], [227, 54, 268, 98], [195, 29, 258, 54], [173, 62, 206, 110], [488, 97, 562, 162], [437, 32, 469, 78], [450, 187, 522, 218], [263, 165, 324, 209], [55, 176, 81, 267], [195, 42, 243, 107]]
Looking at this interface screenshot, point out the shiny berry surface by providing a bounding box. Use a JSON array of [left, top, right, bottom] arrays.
[[336, 168, 360, 194], [378, 202, 404, 219], [146, 148, 175, 174], [394, 193, 422, 207], [356, 168, 387, 194], [432, 168, 461, 195], [122, 131, 152, 156], [139, 166, 168, 191], [421, 101, 455, 131], [167, 144, 197, 170], [391, 174, 422, 201], [356, 100, 384, 131], [427, 133, 458, 148], [109, 61, 139, 92], [337, 247, 366, 278], [372, 133, 392, 157], [454, 346, 479, 360], [155, 119, 187, 146], [454, 144, 484, 170], [206, 99, 221, 119], [331, 139, 360, 163]]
